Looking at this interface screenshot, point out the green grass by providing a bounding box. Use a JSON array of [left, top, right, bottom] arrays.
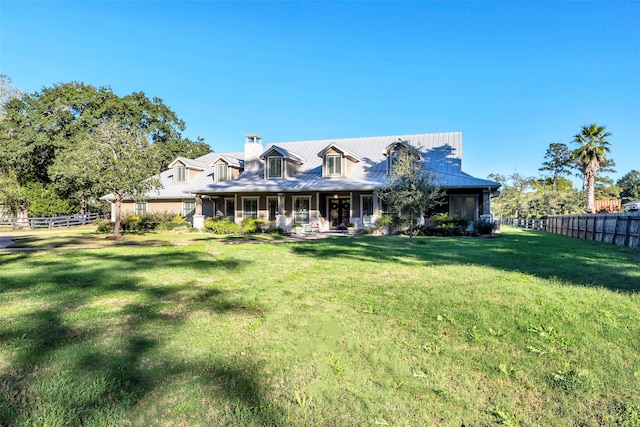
[[1, 227, 639, 426]]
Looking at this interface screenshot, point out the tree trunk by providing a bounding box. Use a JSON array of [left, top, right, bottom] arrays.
[[114, 199, 122, 238], [586, 175, 596, 213], [18, 206, 29, 230], [585, 160, 599, 214], [409, 211, 414, 243]]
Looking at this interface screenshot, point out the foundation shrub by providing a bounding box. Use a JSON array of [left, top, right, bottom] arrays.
[[204, 216, 242, 234]]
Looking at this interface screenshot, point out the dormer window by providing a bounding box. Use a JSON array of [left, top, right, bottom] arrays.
[[175, 164, 186, 183], [326, 155, 342, 177], [217, 163, 228, 182], [388, 149, 400, 172], [318, 144, 359, 178], [385, 140, 420, 174], [268, 156, 283, 179]]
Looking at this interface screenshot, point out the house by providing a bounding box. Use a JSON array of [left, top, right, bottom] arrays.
[[103, 132, 500, 231], [623, 200, 640, 211]]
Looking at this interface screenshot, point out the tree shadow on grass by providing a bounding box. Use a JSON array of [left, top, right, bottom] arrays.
[[0, 247, 285, 426], [289, 231, 640, 294]]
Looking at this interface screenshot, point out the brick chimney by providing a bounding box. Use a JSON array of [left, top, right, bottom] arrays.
[[244, 134, 263, 173]]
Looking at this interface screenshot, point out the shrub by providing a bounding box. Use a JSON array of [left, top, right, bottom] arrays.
[[204, 216, 242, 234], [428, 214, 469, 236], [474, 219, 497, 235], [120, 211, 188, 232], [264, 226, 284, 235], [95, 219, 114, 234], [374, 215, 394, 228], [121, 213, 142, 231], [241, 218, 267, 234]]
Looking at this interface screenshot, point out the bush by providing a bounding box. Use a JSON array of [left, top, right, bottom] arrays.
[[427, 214, 470, 236], [121, 213, 141, 231], [241, 218, 268, 233], [204, 216, 242, 234], [121, 211, 188, 232], [95, 219, 114, 234], [374, 215, 394, 228], [264, 226, 284, 235], [474, 219, 497, 234], [375, 214, 421, 235]]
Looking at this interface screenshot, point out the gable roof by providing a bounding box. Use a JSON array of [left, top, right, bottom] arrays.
[[214, 155, 243, 168], [168, 156, 207, 170], [317, 144, 361, 162], [259, 145, 305, 164], [189, 132, 499, 194], [101, 133, 499, 202]]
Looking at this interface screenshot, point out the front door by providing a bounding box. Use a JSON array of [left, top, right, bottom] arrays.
[[328, 198, 350, 227]]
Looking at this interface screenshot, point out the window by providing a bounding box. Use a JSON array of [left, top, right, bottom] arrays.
[[326, 155, 341, 176], [134, 201, 147, 216], [268, 157, 282, 178], [182, 200, 195, 218], [175, 164, 186, 183], [267, 197, 278, 221], [243, 198, 258, 220], [217, 163, 228, 182], [450, 195, 477, 222], [224, 198, 235, 218], [388, 149, 400, 172], [361, 195, 373, 226], [293, 196, 310, 224]]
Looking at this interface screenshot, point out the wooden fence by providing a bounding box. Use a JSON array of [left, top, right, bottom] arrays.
[[499, 213, 640, 250], [0, 213, 107, 230]]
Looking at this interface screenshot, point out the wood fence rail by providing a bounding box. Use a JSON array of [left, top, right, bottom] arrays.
[[0, 213, 108, 230], [499, 213, 640, 250]]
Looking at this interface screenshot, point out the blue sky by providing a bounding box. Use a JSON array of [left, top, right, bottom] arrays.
[[1, 1, 638, 184]]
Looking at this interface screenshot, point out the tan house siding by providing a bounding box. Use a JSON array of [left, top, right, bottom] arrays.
[[285, 159, 297, 179], [345, 157, 357, 176], [229, 167, 241, 180], [120, 200, 185, 217], [188, 168, 201, 183]]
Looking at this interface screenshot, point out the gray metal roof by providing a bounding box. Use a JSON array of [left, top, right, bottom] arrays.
[[168, 156, 207, 170], [102, 133, 498, 201], [188, 132, 499, 195]]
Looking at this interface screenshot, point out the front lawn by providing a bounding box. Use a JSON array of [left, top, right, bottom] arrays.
[[1, 227, 638, 425]]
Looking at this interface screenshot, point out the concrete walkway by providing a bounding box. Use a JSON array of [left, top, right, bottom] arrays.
[[0, 230, 93, 250], [0, 236, 15, 249]]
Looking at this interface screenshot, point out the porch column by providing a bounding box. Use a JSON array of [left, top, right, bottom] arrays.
[[349, 192, 353, 222], [192, 194, 205, 230], [195, 195, 203, 216], [371, 192, 380, 226], [482, 188, 492, 220], [277, 192, 286, 229]]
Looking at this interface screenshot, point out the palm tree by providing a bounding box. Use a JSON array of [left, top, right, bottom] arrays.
[[571, 124, 612, 213]]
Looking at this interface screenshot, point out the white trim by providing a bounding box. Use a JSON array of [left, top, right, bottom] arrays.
[[360, 194, 374, 227], [216, 162, 228, 182], [449, 194, 479, 222], [182, 199, 196, 218], [326, 154, 342, 177], [241, 196, 259, 220], [292, 195, 311, 224], [267, 156, 283, 179], [224, 197, 235, 219], [266, 196, 278, 222], [175, 164, 187, 183], [134, 201, 147, 216]]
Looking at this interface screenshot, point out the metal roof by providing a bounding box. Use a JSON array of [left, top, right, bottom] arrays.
[[102, 133, 499, 201], [188, 132, 498, 195], [167, 156, 207, 170]]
